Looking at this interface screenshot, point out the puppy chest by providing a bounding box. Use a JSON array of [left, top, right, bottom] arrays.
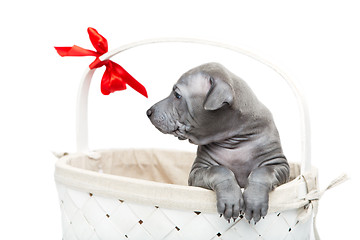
[[202, 144, 258, 183]]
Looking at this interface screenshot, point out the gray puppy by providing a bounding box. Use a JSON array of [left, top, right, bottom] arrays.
[[147, 63, 289, 223]]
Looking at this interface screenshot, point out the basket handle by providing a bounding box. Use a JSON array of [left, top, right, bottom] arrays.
[[76, 38, 311, 174]]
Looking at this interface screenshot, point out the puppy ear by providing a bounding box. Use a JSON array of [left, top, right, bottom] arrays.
[[203, 77, 234, 110]]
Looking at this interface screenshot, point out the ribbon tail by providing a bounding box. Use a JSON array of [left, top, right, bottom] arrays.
[[112, 62, 148, 98], [126, 75, 148, 98], [54, 45, 99, 57]]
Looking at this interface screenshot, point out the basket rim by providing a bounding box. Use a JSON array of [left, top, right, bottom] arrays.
[[55, 148, 318, 214]]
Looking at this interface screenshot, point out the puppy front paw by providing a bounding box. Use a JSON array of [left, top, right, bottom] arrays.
[[215, 180, 244, 222], [243, 183, 269, 223]]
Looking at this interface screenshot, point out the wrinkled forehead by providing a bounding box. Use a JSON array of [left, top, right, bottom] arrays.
[[175, 72, 211, 97]]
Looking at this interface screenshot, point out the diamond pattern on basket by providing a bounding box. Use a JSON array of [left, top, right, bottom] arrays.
[[56, 183, 311, 240]]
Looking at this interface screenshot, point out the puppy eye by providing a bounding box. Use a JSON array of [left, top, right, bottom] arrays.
[[174, 92, 182, 99]]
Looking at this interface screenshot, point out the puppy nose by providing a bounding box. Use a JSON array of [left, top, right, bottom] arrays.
[[146, 108, 153, 118]]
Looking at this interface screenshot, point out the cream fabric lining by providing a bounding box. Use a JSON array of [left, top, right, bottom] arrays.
[[54, 148, 318, 214]]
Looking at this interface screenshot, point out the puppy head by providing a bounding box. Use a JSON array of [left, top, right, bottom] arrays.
[[147, 63, 235, 145]]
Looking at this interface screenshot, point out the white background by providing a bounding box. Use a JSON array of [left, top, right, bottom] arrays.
[[1, 0, 359, 239]]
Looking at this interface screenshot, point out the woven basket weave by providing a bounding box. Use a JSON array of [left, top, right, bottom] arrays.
[[54, 39, 320, 240], [55, 149, 317, 240]]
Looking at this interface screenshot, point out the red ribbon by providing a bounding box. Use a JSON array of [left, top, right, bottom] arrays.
[[55, 28, 148, 97]]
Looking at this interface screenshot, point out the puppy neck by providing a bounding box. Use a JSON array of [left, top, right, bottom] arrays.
[[211, 134, 253, 149]]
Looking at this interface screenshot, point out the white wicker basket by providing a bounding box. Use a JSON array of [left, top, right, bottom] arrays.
[[55, 39, 323, 240]]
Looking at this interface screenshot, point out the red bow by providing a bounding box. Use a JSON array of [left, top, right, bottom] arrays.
[[55, 28, 148, 97]]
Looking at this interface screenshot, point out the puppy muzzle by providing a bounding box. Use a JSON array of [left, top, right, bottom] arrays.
[[147, 107, 191, 140]]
